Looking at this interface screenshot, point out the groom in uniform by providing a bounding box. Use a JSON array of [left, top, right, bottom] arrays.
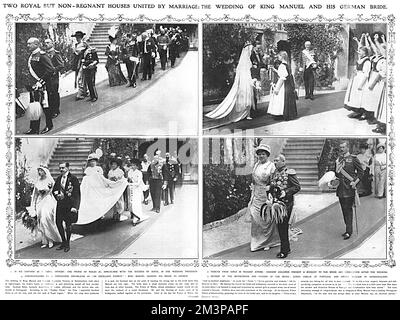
[[52, 162, 81, 252], [335, 141, 363, 240], [25, 37, 55, 135]]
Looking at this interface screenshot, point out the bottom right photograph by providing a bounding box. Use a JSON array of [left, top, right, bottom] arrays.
[[202, 137, 387, 260]]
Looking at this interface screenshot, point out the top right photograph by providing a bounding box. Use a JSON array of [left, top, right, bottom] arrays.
[[203, 23, 388, 136]]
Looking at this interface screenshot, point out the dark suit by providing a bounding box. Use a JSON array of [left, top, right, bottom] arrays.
[[28, 49, 55, 133], [335, 154, 363, 235], [162, 159, 179, 204], [52, 172, 81, 247], [148, 160, 163, 211], [46, 49, 64, 116], [270, 166, 301, 254], [139, 38, 156, 80]]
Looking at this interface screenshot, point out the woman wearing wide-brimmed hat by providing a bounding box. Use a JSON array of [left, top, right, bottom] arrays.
[[71, 31, 89, 100], [105, 35, 127, 87], [247, 143, 280, 252], [75, 153, 128, 225], [107, 158, 126, 220], [372, 142, 386, 198]]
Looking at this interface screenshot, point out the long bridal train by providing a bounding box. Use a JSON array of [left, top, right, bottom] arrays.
[[205, 43, 255, 125], [75, 168, 128, 225]]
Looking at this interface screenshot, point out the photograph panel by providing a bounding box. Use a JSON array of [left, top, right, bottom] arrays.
[[15, 137, 198, 259], [15, 22, 199, 136], [203, 23, 388, 136], [203, 137, 387, 260]]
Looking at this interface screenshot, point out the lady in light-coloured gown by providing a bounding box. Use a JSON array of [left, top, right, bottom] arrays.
[[248, 144, 280, 252], [30, 165, 61, 248], [205, 42, 255, 127], [372, 143, 386, 198], [107, 158, 126, 221], [75, 154, 128, 225], [127, 160, 149, 225]]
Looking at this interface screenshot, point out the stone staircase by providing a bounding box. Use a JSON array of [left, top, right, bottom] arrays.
[[88, 23, 118, 64], [282, 138, 326, 193], [48, 138, 95, 182]]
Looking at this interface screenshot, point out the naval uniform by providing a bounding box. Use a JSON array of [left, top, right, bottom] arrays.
[[82, 47, 99, 101], [162, 159, 179, 205], [46, 48, 64, 116], [139, 38, 156, 80], [335, 153, 363, 236], [269, 166, 301, 255], [27, 48, 55, 134]]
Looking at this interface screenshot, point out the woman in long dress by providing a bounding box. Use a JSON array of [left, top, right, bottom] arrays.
[[30, 166, 61, 248], [344, 35, 371, 116], [107, 158, 126, 221], [360, 33, 386, 124], [127, 160, 150, 225], [267, 51, 298, 121], [75, 153, 128, 225], [105, 36, 127, 87], [248, 144, 280, 252], [205, 42, 255, 127], [372, 143, 386, 198]]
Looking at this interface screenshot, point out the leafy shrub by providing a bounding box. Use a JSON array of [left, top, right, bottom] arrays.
[[203, 164, 252, 225]]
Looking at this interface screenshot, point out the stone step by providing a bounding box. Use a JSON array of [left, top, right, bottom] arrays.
[[283, 145, 323, 150], [283, 150, 321, 156], [58, 141, 94, 146], [300, 187, 321, 193], [296, 175, 319, 180], [286, 156, 319, 161], [299, 180, 319, 186]]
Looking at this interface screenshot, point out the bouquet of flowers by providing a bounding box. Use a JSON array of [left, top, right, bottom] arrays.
[[21, 206, 38, 233]]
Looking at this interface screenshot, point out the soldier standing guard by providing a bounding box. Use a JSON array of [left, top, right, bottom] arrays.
[[25, 37, 55, 135], [82, 44, 99, 102], [157, 27, 170, 70], [44, 38, 64, 119], [335, 141, 363, 240], [122, 33, 139, 88], [269, 154, 301, 259], [162, 153, 179, 206]]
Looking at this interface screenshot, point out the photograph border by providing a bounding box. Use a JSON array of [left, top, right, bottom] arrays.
[[5, 13, 395, 268]]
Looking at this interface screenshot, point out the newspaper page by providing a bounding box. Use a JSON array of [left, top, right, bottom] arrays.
[[0, 0, 399, 306]]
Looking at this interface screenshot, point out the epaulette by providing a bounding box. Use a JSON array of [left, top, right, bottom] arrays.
[[39, 50, 46, 54], [287, 168, 296, 175]]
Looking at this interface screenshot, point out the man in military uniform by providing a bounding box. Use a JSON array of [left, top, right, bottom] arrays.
[[157, 27, 170, 70], [147, 154, 164, 213], [139, 32, 156, 81], [299, 41, 318, 100], [250, 40, 265, 118], [335, 141, 364, 240], [168, 29, 180, 68], [162, 152, 179, 206], [25, 37, 55, 135], [122, 33, 140, 88], [44, 38, 64, 119], [82, 44, 99, 102], [269, 154, 301, 259]]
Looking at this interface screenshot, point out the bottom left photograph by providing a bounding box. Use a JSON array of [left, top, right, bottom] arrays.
[[14, 137, 199, 259]]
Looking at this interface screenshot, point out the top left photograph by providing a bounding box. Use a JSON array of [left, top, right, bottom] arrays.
[[14, 22, 199, 136]]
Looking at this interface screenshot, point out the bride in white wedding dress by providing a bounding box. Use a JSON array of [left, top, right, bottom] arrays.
[[205, 42, 255, 126]]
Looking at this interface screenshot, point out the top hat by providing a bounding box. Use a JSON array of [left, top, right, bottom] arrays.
[[71, 31, 86, 38], [255, 144, 271, 156]]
